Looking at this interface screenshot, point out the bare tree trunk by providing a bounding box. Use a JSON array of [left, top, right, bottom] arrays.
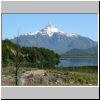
[[15, 36, 20, 86], [15, 63, 18, 85]]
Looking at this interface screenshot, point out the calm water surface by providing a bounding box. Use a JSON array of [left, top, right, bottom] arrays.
[[57, 58, 98, 67]]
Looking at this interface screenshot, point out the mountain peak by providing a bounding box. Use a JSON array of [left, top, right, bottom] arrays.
[[47, 23, 55, 28], [40, 24, 60, 36]]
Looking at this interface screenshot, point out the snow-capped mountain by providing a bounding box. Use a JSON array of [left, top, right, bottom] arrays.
[[11, 24, 98, 54], [24, 24, 80, 37]]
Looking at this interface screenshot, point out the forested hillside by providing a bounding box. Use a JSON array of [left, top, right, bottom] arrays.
[[2, 39, 60, 69]]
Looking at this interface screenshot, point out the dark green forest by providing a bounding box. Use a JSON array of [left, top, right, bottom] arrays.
[[2, 39, 60, 69]]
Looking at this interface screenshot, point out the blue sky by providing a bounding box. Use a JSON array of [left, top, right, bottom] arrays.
[[2, 14, 98, 41]]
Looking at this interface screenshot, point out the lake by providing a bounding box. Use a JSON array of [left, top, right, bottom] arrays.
[[57, 58, 98, 67]]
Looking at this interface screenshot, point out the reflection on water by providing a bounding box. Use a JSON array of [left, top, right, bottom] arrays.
[[57, 58, 98, 67]]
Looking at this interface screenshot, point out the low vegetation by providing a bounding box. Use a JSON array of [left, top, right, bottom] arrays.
[[2, 66, 98, 86]]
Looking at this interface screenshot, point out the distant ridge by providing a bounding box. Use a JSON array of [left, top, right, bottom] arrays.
[[64, 46, 98, 55]]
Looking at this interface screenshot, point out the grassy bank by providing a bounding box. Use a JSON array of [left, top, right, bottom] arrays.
[[2, 66, 98, 86], [46, 66, 98, 86], [54, 66, 98, 73]]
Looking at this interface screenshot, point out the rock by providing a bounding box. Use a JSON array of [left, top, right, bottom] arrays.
[[40, 76, 49, 85], [48, 76, 57, 82], [18, 69, 46, 85], [56, 78, 64, 84], [32, 75, 42, 84], [26, 70, 46, 76], [60, 76, 69, 83], [1, 76, 15, 86], [89, 84, 93, 86], [18, 73, 33, 85], [44, 72, 48, 76]]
